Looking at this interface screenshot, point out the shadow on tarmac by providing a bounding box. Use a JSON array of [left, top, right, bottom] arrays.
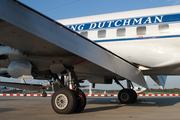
[[132, 97, 180, 107], [87, 97, 180, 107], [82, 105, 121, 113], [77, 96, 180, 113]]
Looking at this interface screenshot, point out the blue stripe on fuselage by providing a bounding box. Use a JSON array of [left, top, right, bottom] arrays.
[[93, 35, 180, 43]]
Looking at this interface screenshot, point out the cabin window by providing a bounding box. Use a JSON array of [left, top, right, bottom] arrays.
[[137, 26, 146, 35], [117, 28, 126, 37], [159, 24, 169, 34], [98, 30, 106, 38], [80, 31, 88, 37]]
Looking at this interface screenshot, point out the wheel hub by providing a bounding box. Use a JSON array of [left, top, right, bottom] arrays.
[[55, 94, 68, 109], [121, 92, 129, 101]]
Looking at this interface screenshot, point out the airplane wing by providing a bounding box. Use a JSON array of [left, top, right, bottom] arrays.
[[0, 0, 147, 88]]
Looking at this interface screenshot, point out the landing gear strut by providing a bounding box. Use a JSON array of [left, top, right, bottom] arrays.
[[115, 79, 137, 104], [51, 67, 86, 114]]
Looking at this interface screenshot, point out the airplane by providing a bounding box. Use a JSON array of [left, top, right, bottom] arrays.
[[0, 85, 23, 93], [0, 77, 53, 96], [0, 0, 179, 114]]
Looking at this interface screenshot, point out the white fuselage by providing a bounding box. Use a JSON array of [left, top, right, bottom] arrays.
[[57, 5, 180, 75]]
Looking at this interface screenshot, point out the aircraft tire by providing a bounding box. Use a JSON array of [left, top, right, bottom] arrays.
[[74, 89, 86, 113], [130, 89, 137, 103], [42, 92, 47, 97], [51, 88, 77, 114], [118, 89, 134, 104]]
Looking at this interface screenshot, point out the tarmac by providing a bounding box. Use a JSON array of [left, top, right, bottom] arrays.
[[0, 96, 180, 120]]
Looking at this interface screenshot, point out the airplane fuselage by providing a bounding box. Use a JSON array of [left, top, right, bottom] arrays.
[[58, 5, 180, 75]]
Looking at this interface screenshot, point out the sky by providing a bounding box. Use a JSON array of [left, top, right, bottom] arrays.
[[18, 0, 180, 20], [16, 0, 180, 89]]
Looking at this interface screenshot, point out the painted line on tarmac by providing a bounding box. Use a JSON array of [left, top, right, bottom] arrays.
[[0, 94, 180, 97]]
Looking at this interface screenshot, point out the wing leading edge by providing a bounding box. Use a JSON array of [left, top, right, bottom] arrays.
[[0, 0, 147, 88]]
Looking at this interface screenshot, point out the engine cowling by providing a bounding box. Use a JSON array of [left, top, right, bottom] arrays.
[[7, 61, 53, 80], [7, 61, 32, 78]]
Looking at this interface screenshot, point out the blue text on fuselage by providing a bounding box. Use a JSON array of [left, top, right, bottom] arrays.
[[67, 14, 180, 31]]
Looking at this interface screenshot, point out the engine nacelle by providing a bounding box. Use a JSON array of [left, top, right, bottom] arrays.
[[7, 61, 53, 80], [7, 61, 32, 78]]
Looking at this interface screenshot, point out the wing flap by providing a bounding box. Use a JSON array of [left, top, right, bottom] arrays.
[[0, 0, 147, 88]]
